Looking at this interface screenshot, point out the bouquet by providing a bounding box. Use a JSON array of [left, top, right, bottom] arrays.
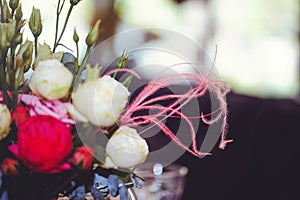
[[0, 0, 232, 199]]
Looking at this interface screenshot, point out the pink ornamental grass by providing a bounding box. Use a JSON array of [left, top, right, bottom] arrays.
[[120, 62, 232, 157]]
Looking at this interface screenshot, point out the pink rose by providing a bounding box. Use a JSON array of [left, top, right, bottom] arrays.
[[19, 94, 75, 125], [72, 146, 94, 170], [8, 115, 73, 174]]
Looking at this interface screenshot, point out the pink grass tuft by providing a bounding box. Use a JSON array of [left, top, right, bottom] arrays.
[[120, 62, 231, 156]]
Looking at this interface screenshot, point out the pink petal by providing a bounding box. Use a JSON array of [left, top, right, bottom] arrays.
[[8, 144, 21, 158]]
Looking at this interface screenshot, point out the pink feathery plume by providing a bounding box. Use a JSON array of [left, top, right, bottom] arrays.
[[120, 63, 232, 156]]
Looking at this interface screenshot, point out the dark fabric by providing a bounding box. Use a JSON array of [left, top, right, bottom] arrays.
[[175, 92, 300, 200]]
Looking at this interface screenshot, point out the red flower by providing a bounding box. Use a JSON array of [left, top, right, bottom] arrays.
[[8, 115, 73, 174], [11, 106, 29, 127], [72, 146, 94, 170], [1, 158, 19, 175]]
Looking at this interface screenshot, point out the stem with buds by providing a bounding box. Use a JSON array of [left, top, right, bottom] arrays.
[[53, 2, 74, 52], [0, 0, 4, 22], [0, 48, 10, 107]]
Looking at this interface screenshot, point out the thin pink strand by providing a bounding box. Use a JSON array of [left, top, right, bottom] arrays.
[[121, 65, 231, 155]]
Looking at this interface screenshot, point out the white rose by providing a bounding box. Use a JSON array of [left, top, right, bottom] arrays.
[[29, 59, 73, 100], [72, 75, 130, 127], [0, 104, 11, 140], [105, 126, 149, 168]]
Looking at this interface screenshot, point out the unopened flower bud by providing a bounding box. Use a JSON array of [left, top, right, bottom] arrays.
[[0, 30, 9, 50], [2, 0, 11, 22], [17, 19, 26, 31], [85, 20, 101, 47], [1, 158, 19, 176], [70, 0, 82, 6], [85, 64, 101, 82], [7, 20, 17, 43], [32, 43, 52, 70], [15, 55, 23, 70], [29, 7, 42, 37], [12, 106, 29, 127], [0, 104, 11, 140], [72, 146, 94, 170], [9, 0, 19, 11], [14, 33, 23, 45], [73, 28, 79, 43], [15, 5, 23, 21], [17, 40, 33, 72], [22, 48, 30, 61], [15, 66, 25, 87], [53, 51, 64, 61]]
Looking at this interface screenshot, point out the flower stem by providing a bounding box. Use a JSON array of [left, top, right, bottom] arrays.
[[0, 0, 4, 23], [53, 3, 74, 53], [73, 46, 90, 89], [74, 42, 79, 74], [76, 41, 79, 62], [53, 0, 65, 52], [9, 19, 21, 110], [42, 171, 79, 200], [0, 54, 10, 107], [54, 0, 61, 46], [9, 46, 16, 108], [11, 8, 15, 18], [34, 36, 38, 58]]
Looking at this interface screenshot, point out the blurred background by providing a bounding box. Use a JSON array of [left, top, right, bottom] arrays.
[[22, 0, 299, 99]]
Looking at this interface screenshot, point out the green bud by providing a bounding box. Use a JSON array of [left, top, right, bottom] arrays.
[[122, 74, 133, 88], [22, 47, 31, 61], [53, 52, 64, 61], [17, 19, 25, 31], [0, 29, 9, 50], [85, 64, 102, 82], [5, 56, 24, 87], [15, 55, 23, 69], [6, 56, 13, 86], [15, 64, 25, 87], [17, 40, 33, 72], [15, 4, 23, 21], [85, 20, 101, 47], [116, 51, 128, 69], [22, 50, 31, 72], [70, 0, 82, 6], [29, 7, 42, 37], [9, 0, 19, 10], [13, 33, 22, 46], [32, 42, 52, 70], [73, 28, 79, 43], [3, 0, 12, 22], [7, 20, 16, 43]]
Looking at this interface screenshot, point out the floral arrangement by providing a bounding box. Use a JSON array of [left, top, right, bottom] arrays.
[[0, 0, 232, 199]]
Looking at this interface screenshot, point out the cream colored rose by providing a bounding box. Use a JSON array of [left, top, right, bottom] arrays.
[[0, 104, 11, 140], [105, 126, 149, 168], [72, 75, 130, 127], [29, 59, 73, 100]]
